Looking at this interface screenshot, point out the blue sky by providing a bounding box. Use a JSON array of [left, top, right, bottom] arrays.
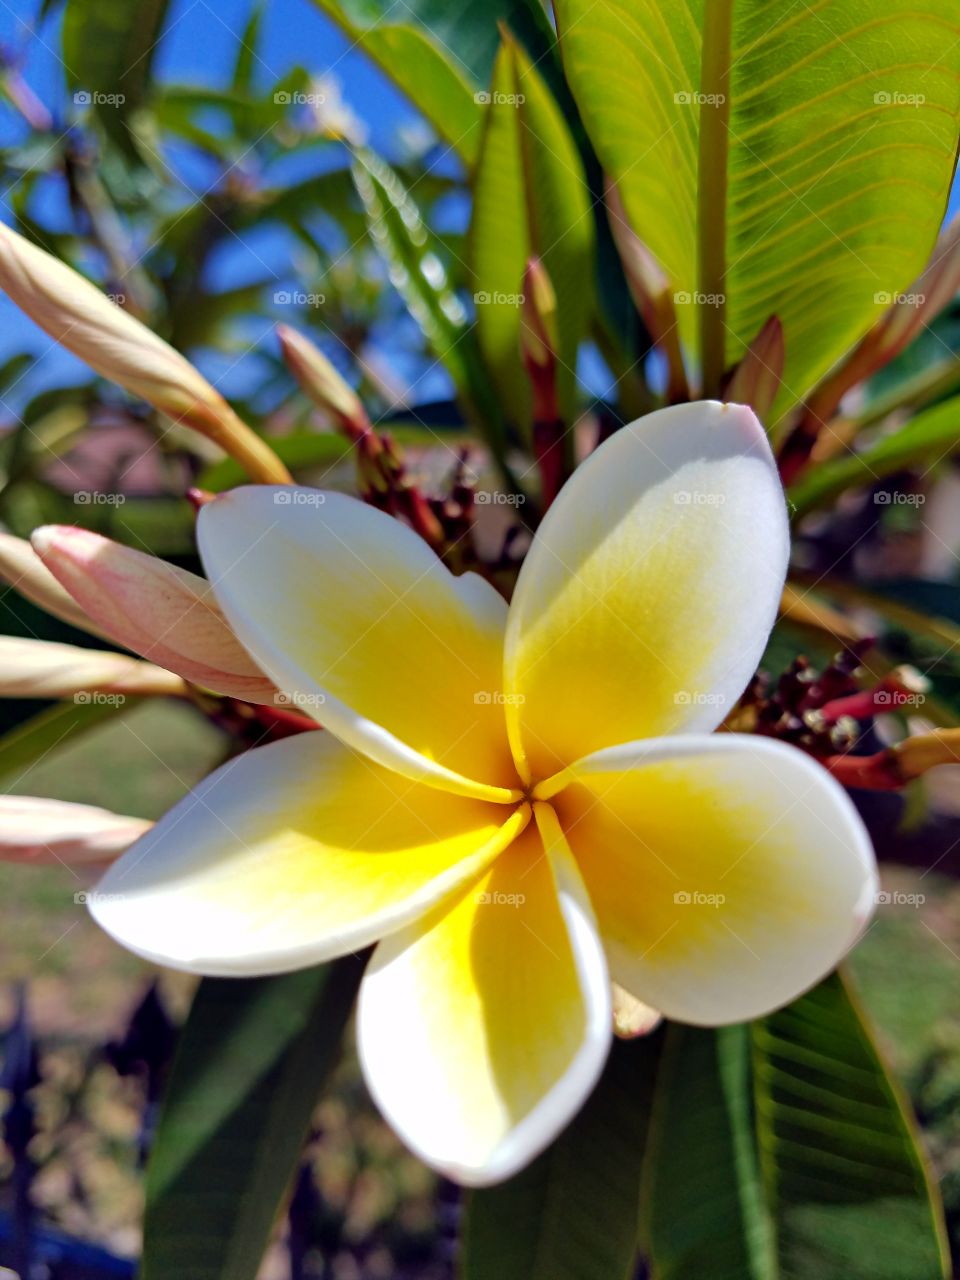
[[0, 0, 459, 410], [0, 0, 420, 152]]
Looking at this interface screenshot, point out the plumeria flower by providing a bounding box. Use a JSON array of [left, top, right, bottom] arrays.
[[87, 401, 877, 1186]]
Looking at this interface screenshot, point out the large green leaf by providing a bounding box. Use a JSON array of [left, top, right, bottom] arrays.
[[754, 971, 949, 1279], [461, 1033, 660, 1280], [555, 0, 960, 412], [788, 393, 960, 516], [642, 1023, 775, 1280], [470, 34, 594, 431], [62, 0, 171, 154], [143, 957, 365, 1280]]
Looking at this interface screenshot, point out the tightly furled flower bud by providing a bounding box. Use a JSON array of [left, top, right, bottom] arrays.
[[277, 324, 369, 438], [0, 636, 186, 698], [0, 531, 108, 638], [0, 796, 151, 866], [31, 526, 276, 703], [0, 221, 291, 484]]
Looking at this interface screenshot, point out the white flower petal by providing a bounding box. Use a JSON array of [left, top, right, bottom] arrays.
[[358, 811, 611, 1186], [198, 487, 520, 802], [546, 734, 877, 1025], [503, 401, 789, 781], [90, 731, 527, 977]]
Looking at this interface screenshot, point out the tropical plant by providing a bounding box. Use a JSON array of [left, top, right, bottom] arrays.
[[2, 1, 960, 1278]]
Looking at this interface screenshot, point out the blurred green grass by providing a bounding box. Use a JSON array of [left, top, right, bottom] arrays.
[[0, 699, 225, 1008]]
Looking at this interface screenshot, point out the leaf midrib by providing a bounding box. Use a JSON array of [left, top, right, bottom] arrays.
[[696, 0, 734, 395]]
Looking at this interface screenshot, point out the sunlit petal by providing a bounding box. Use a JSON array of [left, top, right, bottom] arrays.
[[90, 731, 528, 976], [547, 734, 876, 1024], [198, 487, 520, 801], [358, 812, 610, 1185], [503, 401, 788, 781]]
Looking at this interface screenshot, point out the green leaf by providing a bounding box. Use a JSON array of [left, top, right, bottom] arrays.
[[0, 697, 133, 782], [62, 0, 171, 155], [311, 0, 561, 165], [470, 35, 594, 431], [754, 970, 949, 1279], [461, 1033, 659, 1280], [143, 957, 365, 1280], [788, 393, 960, 516], [232, 2, 264, 93], [555, 0, 960, 412], [198, 432, 354, 491], [351, 148, 511, 465], [642, 1023, 776, 1280], [310, 0, 485, 164]]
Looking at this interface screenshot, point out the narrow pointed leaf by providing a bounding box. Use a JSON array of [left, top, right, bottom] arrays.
[[351, 148, 509, 459], [62, 0, 171, 157], [470, 35, 594, 430], [311, 0, 562, 165], [788, 393, 960, 516], [310, 0, 485, 164]]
